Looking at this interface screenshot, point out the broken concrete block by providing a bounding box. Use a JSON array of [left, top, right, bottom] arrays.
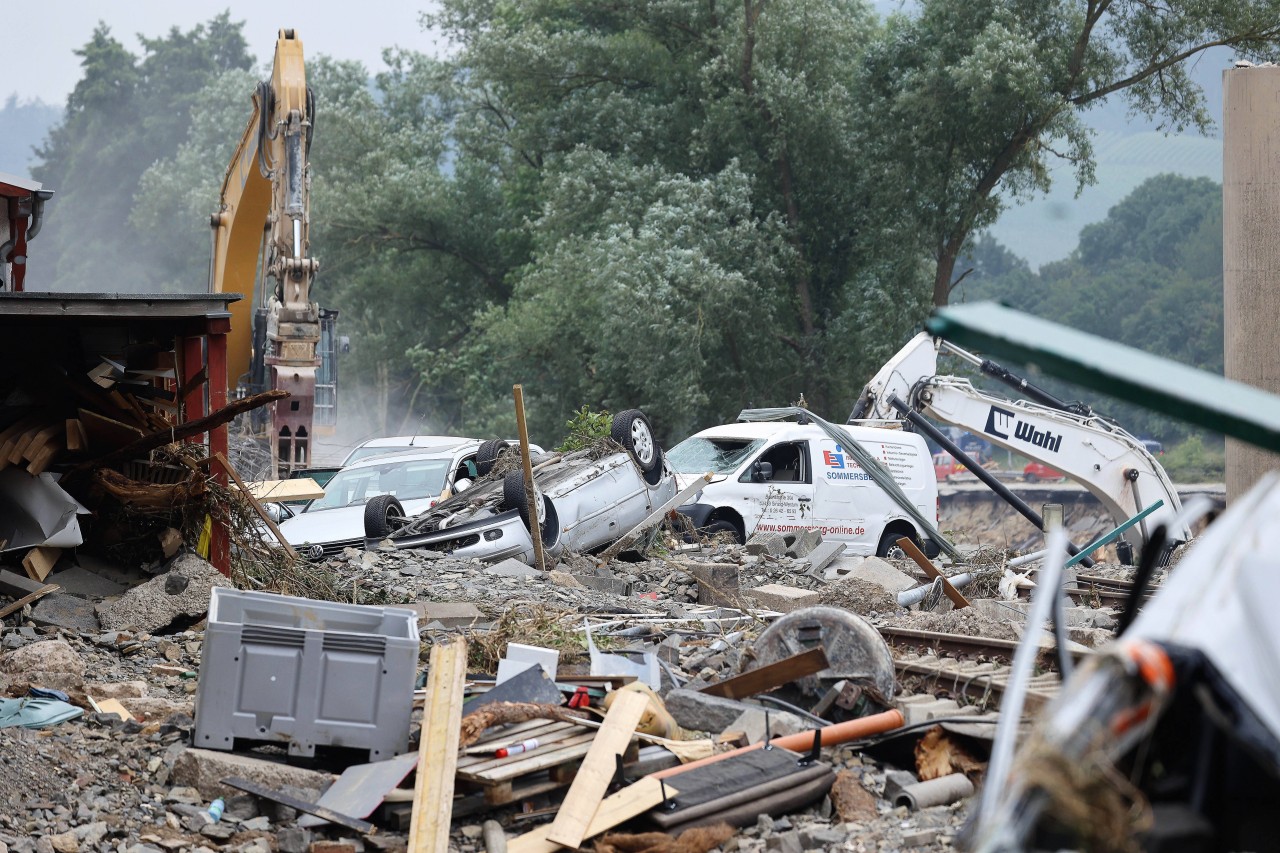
[[171, 748, 335, 801], [96, 553, 232, 634], [726, 707, 809, 745], [572, 574, 633, 596], [766, 831, 803, 853], [823, 555, 917, 594], [689, 563, 740, 607], [0, 639, 86, 691], [748, 583, 821, 613], [484, 558, 538, 578], [746, 532, 788, 557], [785, 529, 823, 559], [387, 601, 482, 628], [44, 566, 128, 598], [803, 541, 845, 575], [663, 689, 761, 734], [896, 694, 964, 728], [85, 680, 148, 699], [30, 593, 101, 633]]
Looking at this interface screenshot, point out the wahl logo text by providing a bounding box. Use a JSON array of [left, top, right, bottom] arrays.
[[984, 405, 1063, 454]]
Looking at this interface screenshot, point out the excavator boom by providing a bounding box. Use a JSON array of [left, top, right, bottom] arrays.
[[209, 29, 323, 475], [854, 333, 1192, 548]]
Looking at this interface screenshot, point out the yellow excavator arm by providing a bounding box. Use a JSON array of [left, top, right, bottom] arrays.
[[209, 29, 321, 474]]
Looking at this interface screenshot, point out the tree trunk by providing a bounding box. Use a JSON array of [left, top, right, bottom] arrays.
[[933, 242, 962, 307]]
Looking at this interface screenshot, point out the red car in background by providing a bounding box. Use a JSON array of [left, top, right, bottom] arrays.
[[1023, 461, 1065, 483]]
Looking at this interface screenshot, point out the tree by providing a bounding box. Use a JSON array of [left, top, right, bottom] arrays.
[[31, 14, 252, 292], [860, 0, 1280, 307]]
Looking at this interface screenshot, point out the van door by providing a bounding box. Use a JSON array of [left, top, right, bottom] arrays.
[[810, 439, 873, 554], [738, 441, 816, 538]]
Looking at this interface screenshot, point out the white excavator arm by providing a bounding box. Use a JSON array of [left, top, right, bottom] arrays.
[[853, 333, 1192, 547]]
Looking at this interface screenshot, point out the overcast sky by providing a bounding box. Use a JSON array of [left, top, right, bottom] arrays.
[[10, 2, 446, 105]]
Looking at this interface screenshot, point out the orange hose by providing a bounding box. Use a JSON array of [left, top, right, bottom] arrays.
[[649, 708, 906, 779]]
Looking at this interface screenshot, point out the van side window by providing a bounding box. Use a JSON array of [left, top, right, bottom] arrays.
[[740, 442, 809, 484]]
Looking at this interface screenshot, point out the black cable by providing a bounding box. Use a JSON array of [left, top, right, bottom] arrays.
[[1118, 523, 1168, 635]]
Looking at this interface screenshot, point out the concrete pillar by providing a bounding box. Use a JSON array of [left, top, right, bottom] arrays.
[[1223, 66, 1280, 501]]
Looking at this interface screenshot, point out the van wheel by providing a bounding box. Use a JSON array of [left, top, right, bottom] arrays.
[[364, 494, 406, 539], [877, 529, 920, 559], [702, 520, 742, 544]]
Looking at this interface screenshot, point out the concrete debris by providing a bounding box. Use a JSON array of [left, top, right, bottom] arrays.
[[0, 495, 1156, 853], [96, 553, 232, 634]]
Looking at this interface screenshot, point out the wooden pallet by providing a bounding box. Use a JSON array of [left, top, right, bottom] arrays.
[[455, 719, 637, 806]]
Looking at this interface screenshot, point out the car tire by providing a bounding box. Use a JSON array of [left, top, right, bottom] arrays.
[[502, 471, 559, 548], [476, 439, 511, 477], [1025, 473, 1038, 484], [611, 410, 663, 482], [364, 494, 406, 539], [877, 528, 920, 559], [702, 519, 742, 544]]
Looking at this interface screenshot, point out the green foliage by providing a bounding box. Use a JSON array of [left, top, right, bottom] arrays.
[[31, 14, 253, 293], [556, 406, 612, 453], [956, 174, 1224, 446], [0, 96, 60, 172], [1160, 435, 1225, 483]]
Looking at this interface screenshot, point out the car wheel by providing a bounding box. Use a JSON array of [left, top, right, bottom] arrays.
[[877, 529, 920, 559], [364, 494, 406, 539], [476, 439, 511, 477], [502, 471, 559, 548], [611, 410, 663, 483], [1025, 473, 1038, 484], [702, 519, 742, 544]]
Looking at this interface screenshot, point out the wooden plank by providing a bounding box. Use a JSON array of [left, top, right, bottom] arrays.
[[242, 477, 326, 503], [409, 637, 468, 853], [65, 419, 86, 452], [467, 717, 572, 745], [508, 777, 676, 853], [93, 698, 135, 721], [701, 647, 830, 700], [8, 424, 56, 466], [78, 408, 145, 449], [466, 733, 597, 782], [27, 441, 64, 476], [22, 547, 60, 582], [0, 416, 42, 457], [0, 584, 59, 620], [897, 537, 970, 609], [212, 453, 298, 561], [222, 776, 375, 834], [545, 688, 648, 848], [460, 721, 578, 759]]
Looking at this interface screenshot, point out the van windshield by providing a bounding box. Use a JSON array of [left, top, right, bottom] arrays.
[[667, 437, 766, 475]]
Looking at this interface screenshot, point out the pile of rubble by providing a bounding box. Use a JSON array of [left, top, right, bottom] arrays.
[[0, 520, 1146, 853]]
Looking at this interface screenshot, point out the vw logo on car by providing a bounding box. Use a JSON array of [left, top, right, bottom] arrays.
[[305, 543, 325, 561]]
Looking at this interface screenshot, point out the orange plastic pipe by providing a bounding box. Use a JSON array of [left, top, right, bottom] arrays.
[[649, 708, 905, 779]]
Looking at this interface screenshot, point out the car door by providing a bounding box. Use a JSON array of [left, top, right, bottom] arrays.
[[811, 438, 873, 553], [739, 441, 815, 537]]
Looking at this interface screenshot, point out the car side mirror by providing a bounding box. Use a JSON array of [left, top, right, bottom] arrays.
[[752, 461, 774, 483], [264, 503, 286, 523]]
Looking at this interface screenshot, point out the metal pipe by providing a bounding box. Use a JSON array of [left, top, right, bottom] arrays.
[[939, 340, 1092, 417], [894, 773, 975, 810], [889, 395, 1093, 568], [1008, 549, 1045, 567], [897, 572, 973, 607]]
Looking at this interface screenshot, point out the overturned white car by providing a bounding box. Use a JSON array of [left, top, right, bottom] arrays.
[[363, 410, 675, 564]]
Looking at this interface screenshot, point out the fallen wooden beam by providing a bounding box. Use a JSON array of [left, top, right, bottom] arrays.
[[222, 776, 374, 834], [409, 637, 468, 853], [700, 646, 830, 700], [212, 453, 298, 560], [596, 472, 714, 565], [0, 584, 59, 620], [896, 537, 970, 609], [507, 777, 677, 853], [545, 688, 649, 849]]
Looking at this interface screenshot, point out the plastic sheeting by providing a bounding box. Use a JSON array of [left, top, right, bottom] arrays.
[[736, 407, 960, 559], [0, 470, 89, 552], [1129, 471, 1280, 740]]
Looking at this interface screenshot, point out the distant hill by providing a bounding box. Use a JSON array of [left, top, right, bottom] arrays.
[[988, 46, 1231, 269], [0, 95, 60, 176]]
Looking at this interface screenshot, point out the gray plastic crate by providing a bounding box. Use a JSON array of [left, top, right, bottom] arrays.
[[194, 588, 419, 761]]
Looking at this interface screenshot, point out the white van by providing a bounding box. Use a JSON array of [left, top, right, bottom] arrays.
[[667, 419, 940, 557]]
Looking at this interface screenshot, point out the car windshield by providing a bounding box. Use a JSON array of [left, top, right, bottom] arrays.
[[667, 437, 766, 474], [305, 459, 451, 512]]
